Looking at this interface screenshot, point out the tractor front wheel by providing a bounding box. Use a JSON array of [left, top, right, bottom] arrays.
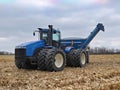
[[15, 59, 22, 69], [37, 49, 47, 70], [37, 48, 66, 71], [45, 48, 66, 71], [15, 59, 32, 69]]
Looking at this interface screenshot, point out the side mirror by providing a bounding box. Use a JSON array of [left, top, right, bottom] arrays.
[[33, 32, 35, 36]]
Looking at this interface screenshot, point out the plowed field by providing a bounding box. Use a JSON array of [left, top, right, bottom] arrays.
[[0, 55, 120, 90]]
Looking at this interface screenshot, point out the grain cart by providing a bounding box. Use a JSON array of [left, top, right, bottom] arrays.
[[15, 23, 104, 71]]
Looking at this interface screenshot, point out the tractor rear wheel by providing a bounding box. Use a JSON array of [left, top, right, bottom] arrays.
[[67, 49, 87, 67], [45, 48, 66, 71], [66, 49, 76, 67], [75, 50, 87, 67], [86, 51, 89, 63]]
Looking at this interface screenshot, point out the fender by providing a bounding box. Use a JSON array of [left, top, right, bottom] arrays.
[[64, 47, 74, 53]]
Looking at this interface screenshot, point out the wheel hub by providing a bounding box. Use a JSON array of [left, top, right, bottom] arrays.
[[55, 53, 64, 68], [81, 53, 86, 65]]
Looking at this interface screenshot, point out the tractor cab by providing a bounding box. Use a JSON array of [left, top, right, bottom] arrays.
[[33, 25, 60, 47]]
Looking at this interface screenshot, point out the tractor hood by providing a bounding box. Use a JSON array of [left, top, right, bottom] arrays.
[[16, 40, 45, 56]]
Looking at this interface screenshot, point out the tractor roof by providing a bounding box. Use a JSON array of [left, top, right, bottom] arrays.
[[38, 28, 60, 33]]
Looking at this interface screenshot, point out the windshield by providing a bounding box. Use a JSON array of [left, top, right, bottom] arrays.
[[40, 31, 60, 46]]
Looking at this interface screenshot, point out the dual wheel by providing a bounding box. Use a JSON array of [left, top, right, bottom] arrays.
[[37, 48, 66, 71], [66, 49, 89, 67]]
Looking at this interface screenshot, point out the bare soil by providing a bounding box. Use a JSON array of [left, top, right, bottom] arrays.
[[0, 55, 120, 90]]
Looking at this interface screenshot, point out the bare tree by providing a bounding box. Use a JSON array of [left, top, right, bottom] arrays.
[[90, 47, 120, 54]]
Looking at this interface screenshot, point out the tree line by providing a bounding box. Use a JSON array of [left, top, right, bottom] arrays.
[[90, 47, 120, 54], [0, 51, 13, 55]]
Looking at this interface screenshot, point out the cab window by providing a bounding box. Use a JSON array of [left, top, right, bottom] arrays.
[[42, 32, 48, 44], [53, 32, 60, 42]]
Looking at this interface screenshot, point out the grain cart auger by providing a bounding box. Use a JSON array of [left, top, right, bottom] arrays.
[[15, 23, 105, 71]]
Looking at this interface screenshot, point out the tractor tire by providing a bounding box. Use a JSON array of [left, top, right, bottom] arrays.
[[30, 49, 42, 70], [15, 49, 40, 70], [66, 49, 76, 67], [75, 50, 87, 67], [15, 59, 22, 69], [67, 49, 79, 67], [45, 48, 66, 71], [21, 61, 32, 69], [15, 60, 30, 69], [37, 49, 47, 70], [15, 60, 32, 69], [86, 51, 89, 63], [15, 59, 36, 69], [67, 49, 87, 67]]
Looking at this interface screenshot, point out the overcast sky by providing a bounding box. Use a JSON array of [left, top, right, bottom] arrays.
[[0, 0, 120, 52]]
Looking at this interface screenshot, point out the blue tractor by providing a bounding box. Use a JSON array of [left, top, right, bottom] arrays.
[[15, 23, 104, 71]]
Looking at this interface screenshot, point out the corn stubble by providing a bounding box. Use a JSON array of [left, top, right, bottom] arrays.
[[0, 55, 120, 90]]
